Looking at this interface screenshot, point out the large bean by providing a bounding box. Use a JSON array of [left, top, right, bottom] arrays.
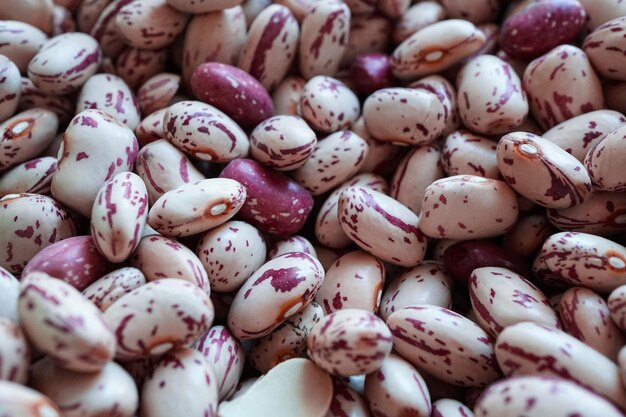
[[441, 130, 499, 179], [0, 156, 57, 197], [585, 124, 626, 192], [0, 21, 48, 73], [82, 267, 146, 311], [547, 191, 626, 236]]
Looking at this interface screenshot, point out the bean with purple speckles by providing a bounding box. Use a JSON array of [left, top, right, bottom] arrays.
[[300, 76, 360, 133], [0, 381, 63, 417], [116, 0, 188, 50], [0, 317, 30, 384], [82, 267, 146, 311], [0, 21, 48, 73]]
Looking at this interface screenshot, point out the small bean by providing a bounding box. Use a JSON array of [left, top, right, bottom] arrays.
[[82, 267, 146, 311], [0, 317, 30, 384]]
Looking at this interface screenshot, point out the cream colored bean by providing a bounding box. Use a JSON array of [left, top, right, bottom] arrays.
[[300, 76, 360, 133], [585, 124, 626, 192], [0, 381, 63, 417], [116, 0, 188, 50], [268, 235, 317, 259], [584, 16, 626, 81], [441, 130, 499, 179], [547, 191, 626, 236], [82, 267, 146, 311], [0, 317, 30, 384], [393, 1, 446, 44], [0, 21, 48, 73], [338, 186, 427, 267], [419, 175, 519, 239]]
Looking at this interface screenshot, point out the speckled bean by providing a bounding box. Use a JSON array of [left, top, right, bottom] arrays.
[[51, 109, 139, 217], [380, 261, 453, 321], [457, 55, 528, 135], [584, 16, 626, 81], [393, 1, 446, 44], [410, 74, 460, 137], [249, 115, 317, 171], [219, 158, 314, 236], [559, 286, 625, 361], [238, 4, 299, 91], [194, 325, 245, 400], [502, 214, 554, 259], [387, 305, 500, 387], [308, 308, 392, 376], [268, 235, 317, 259], [0, 0, 54, 35], [0, 381, 63, 417], [18, 271, 116, 372], [298, 0, 351, 79], [363, 87, 445, 146], [76, 73, 140, 129], [353, 117, 400, 176], [248, 301, 323, 373], [0, 193, 75, 274], [82, 267, 146, 311], [474, 376, 624, 417], [148, 178, 246, 237], [341, 14, 391, 67], [497, 132, 592, 209], [0, 21, 48, 73], [227, 252, 324, 339], [134, 139, 205, 204], [129, 235, 210, 294], [273, 75, 305, 116], [547, 191, 626, 236], [90, 172, 148, 262], [292, 130, 368, 196], [300, 76, 360, 133], [431, 398, 474, 417], [0, 317, 30, 384], [585, 124, 626, 192], [338, 186, 427, 267], [141, 347, 218, 417], [0, 55, 21, 123], [469, 267, 559, 338], [163, 100, 249, 163], [31, 358, 138, 417], [364, 353, 431, 417], [28, 32, 101, 95], [116, 0, 188, 50], [325, 379, 370, 417], [18, 77, 74, 125], [495, 322, 626, 410], [218, 358, 333, 417], [609, 285, 626, 333], [0, 267, 19, 322], [523, 45, 604, 130], [104, 279, 214, 360], [500, 0, 586, 60], [419, 175, 519, 239], [134, 109, 167, 146], [0, 108, 59, 171], [114, 46, 169, 89], [441, 130, 499, 179], [539, 231, 626, 292], [182, 7, 246, 88], [391, 19, 486, 80], [315, 250, 384, 314], [0, 156, 57, 197], [137, 73, 180, 116], [90, 0, 133, 58], [543, 109, 626, 162], [316, 173, 389, 249]]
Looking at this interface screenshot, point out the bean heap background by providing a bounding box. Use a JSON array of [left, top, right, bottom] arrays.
[[1, 0, 626, 416]]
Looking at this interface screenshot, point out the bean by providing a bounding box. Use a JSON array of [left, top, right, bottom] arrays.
[[0, 55, 21, 124], [585, 124, 626, 192], [393, 1, 446, 44], [441, 130, 499, 179], [0, 156, 57, 197], [0, 21, 48, 73], [114, 46, 169, 89], [0, 267, 19, 323], [273, 75, 305, 116], [342, 13, 391, 67], [137, 73, 181, 116], [116, 0, 188, 50], [0, 380, 63, 417], [431, 398, 474, 417], [325, 379, 370, 417], [307, 308, 393, 376], [82, 267, 146, 311], [0, 317, 30, 384], [18, 77, 74, 126], [268, 235, 317, 259], [502, 214, 555, 259], [300, 76, 360, 133]]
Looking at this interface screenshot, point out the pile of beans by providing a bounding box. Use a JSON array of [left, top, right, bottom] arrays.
[[3, 0, 626, 416]]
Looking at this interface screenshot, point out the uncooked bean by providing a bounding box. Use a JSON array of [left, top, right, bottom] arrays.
[[248, 301, 323, 373], [292, 130, 369, 196], [441, 130, 499, 179], [141, 347, 219, 417], [0, 55, 21, 124], [300, 76, 360, 133], [0, 317, 30, 384], [542, 109, 626, 162], [391, 19, 486, 80], [268, 235, 317, 259], [387, 305, 500, 387], [380, 261, 453, 321], [104, 279, 214, 360], [474, 376, 624, 417], [585, 124, 626, 192], [0, 267, 19, 322], [353, 117, 400, 176], [82, 267, 146, 311], [469, 267, 559, 338], [497, 132, 592, 209], [90, 0, 133, 58], [51, 109, 139, 217], [547, 191, 626, 236], [31, 357, 138, 417], [137, 73, 181, 116], [0, 380, 63, 417], [609, 285, 626, 332], [134, 139, 205, 204], [307, 308, 392, 376], [431, 398, 474, 417], [18, 271, 116, 372], [363, 87, 445, 146], [419, 175, 519, 239], [342, 14, 391, 67], [272, 76, 306, 116], [325, 379, 370, 417], [457, 55, 528, 135], [18, 77, 74, 125], [502, 214, 554, 259], [0, 156, 57, 197], [338, 186, 427, 267], [91, 172, 148, 263], [299, 1, 350, 79], [539, 231, 626, 292], [495, 322, 626, 410], [227, 252, 324, 339], [114, 46, 169, 89], [560, 286, 626, 361], [116, 0, 188, 50], [134, 109, 168, 146], [249, 115, 317, 171], [0, 21, 48, 73], [584, 16, 626, 81], [193, 325, 245, 400], [238, 4, 299, 91], [410, 74, 460, 137], [147, 178, 246, 237], [393, 1, 446, 44], [129, 235, 210, 293], [523, 45, 603, 130], [315, 250, 384, 314], [0, 193, 76, 274], [350, 52, 395, 97]]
